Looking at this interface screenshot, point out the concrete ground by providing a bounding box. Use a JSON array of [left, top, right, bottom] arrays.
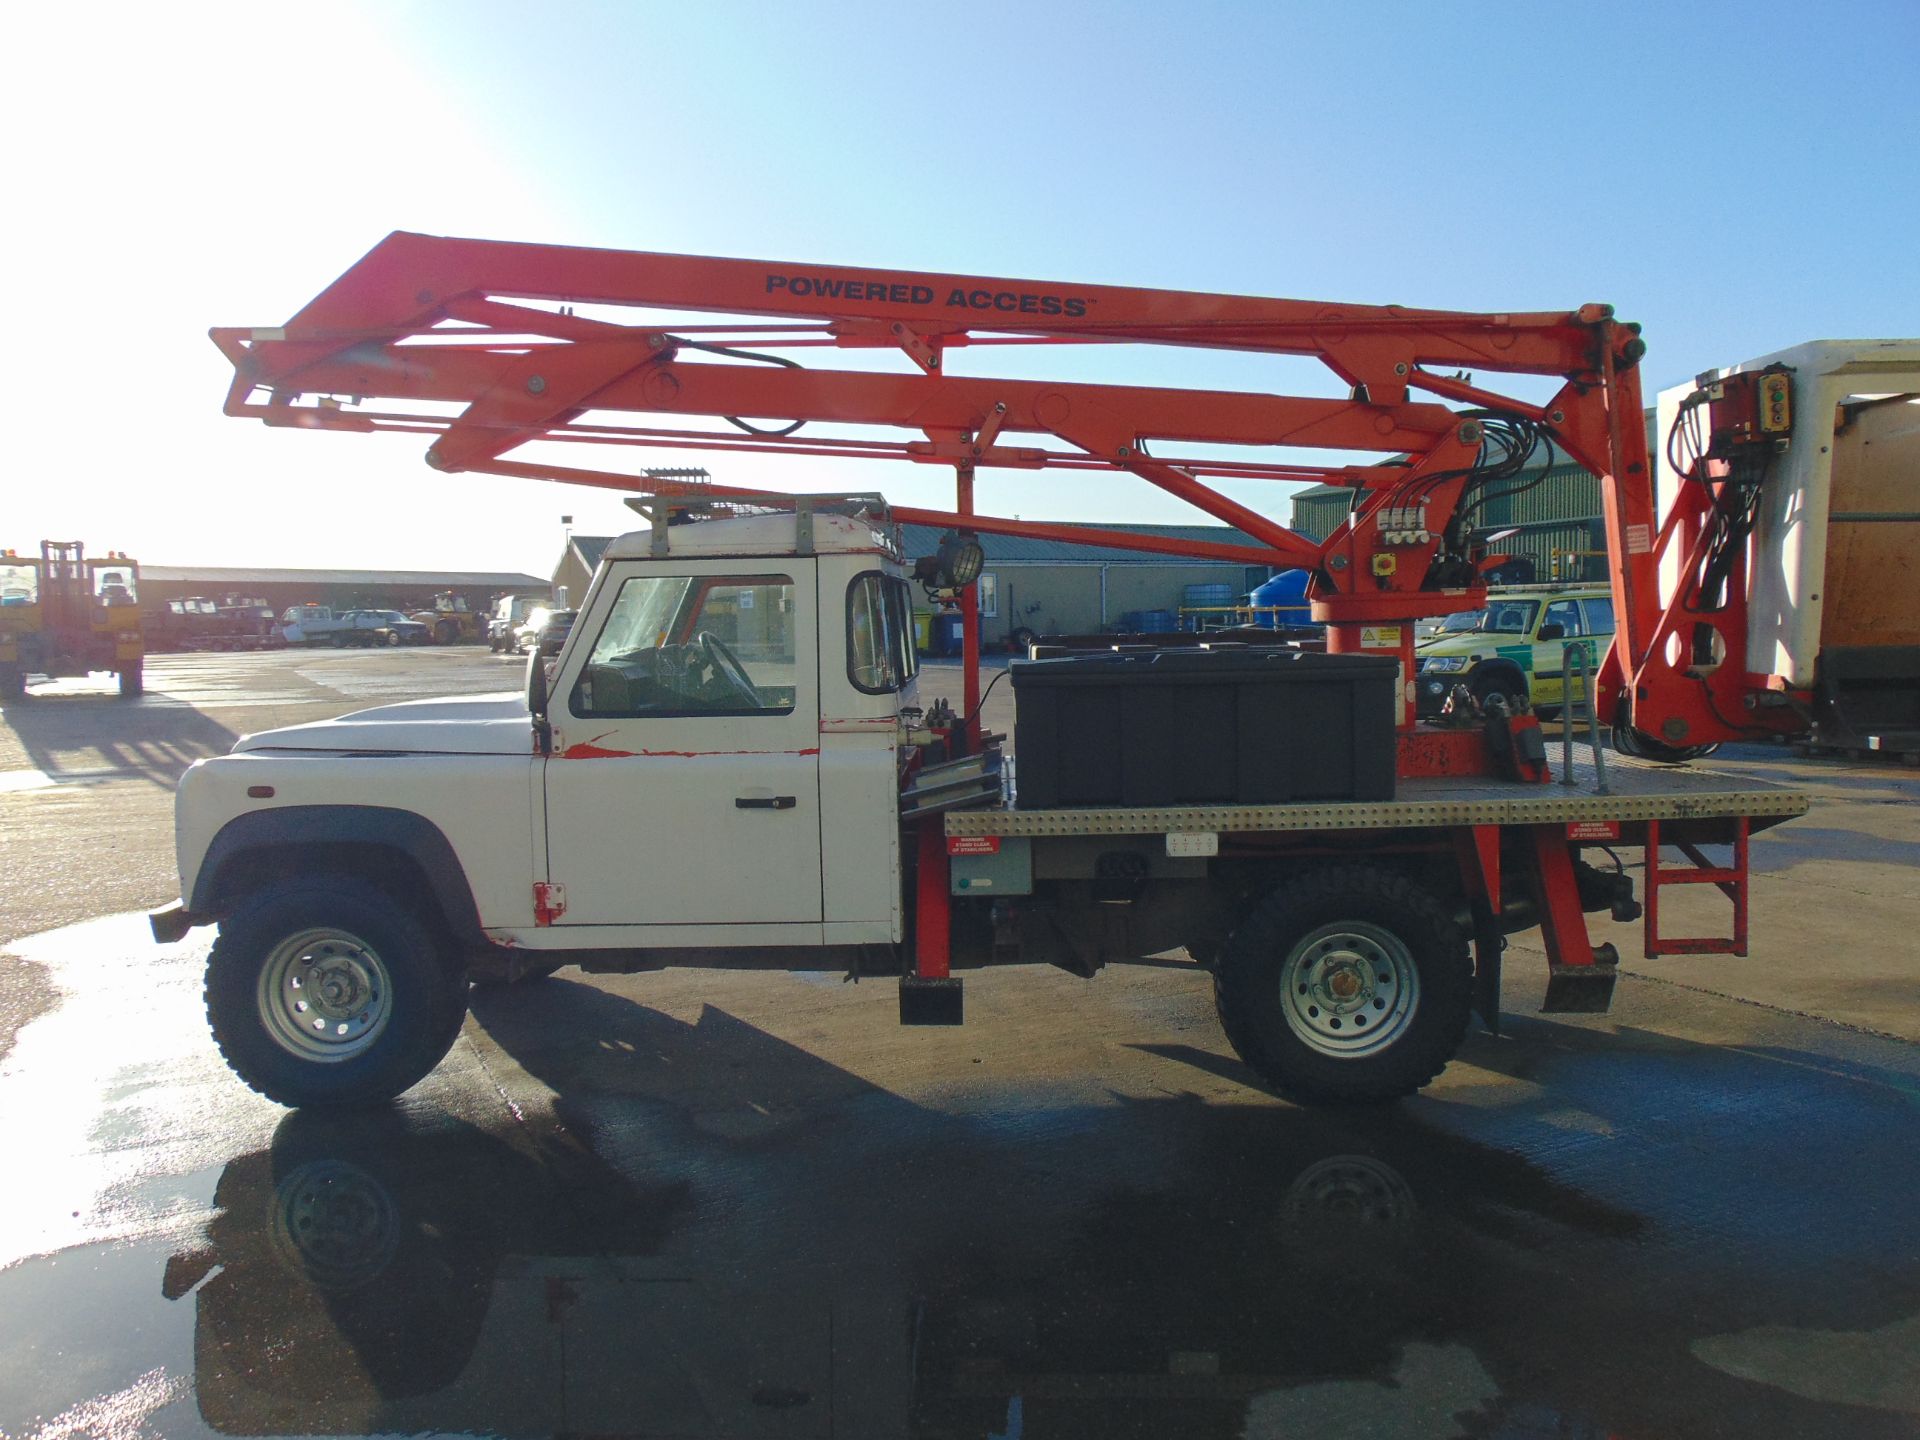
[[0, 648, 1916, 1438]]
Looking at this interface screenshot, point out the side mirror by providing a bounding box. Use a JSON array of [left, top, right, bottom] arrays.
[[1538, 622, 1565, 641], [526, 649, 552, 754]]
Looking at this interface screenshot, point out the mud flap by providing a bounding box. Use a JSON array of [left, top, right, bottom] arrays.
[[1542, 944, 1620, 1014], [899, 976, 964, 1026]]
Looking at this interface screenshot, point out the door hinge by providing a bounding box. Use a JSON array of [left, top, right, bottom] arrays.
[[533, 881, 567, 926]]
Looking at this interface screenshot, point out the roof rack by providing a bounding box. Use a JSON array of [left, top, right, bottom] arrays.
[[622, 490, 899, 559]]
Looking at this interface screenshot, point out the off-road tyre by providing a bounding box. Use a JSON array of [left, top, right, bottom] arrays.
[[0, 665, 24, 701], [206, 878, 469, 1109], [1469, 668, 1524, 709], [118, 661, 143, 698], [1214, 863, 1472, 1105]]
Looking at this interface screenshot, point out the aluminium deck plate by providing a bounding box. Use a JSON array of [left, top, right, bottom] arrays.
[[945, 752, 1811, 838]]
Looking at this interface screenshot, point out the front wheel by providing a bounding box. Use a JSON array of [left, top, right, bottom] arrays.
[[205, 879, 469, 1108], [118, 661, 143, 698], [1214, 864, 1472, 1105], [0, 665, 24, 701]]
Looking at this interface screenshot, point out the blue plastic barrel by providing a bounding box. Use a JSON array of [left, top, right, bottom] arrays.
[[1249, 569, 1311, 628], [934, 610, 965, 656]]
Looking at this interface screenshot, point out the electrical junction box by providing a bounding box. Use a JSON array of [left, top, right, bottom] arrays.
[[948, 834, 1032, 895]]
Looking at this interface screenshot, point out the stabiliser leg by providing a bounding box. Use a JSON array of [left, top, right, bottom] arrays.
[[902, 822, 964, 1025], [1527, 826, 1620, 1014]]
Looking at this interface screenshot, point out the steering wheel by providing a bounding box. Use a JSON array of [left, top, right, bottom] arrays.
[[694, 631, 760, 705]]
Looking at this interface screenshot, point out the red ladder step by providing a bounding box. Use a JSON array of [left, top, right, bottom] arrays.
[[1644, 816, 1749, 957]]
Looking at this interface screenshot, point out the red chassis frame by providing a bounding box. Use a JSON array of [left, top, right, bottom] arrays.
[[211, 231, 1805, 768]]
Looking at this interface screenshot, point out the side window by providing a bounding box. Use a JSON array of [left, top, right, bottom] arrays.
[[1542, 599, 1583, 637], [572, 573, 797, 718], [1582, 595, 1616, 635], [847, 573, 920, 694]]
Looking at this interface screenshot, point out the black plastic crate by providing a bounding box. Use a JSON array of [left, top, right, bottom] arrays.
[[1010, 649, 1397, 808]]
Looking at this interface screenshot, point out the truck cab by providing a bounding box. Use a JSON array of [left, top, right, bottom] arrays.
[[162, 506, 930, 1106], [535, 509, 917, 939]]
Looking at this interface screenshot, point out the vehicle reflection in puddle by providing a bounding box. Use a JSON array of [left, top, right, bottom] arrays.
[[142, 1086, 1913, 1440], [2, 941, 1918, 1438]]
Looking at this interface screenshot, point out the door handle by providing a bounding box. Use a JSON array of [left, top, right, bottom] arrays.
[[735, 795, 797, 810]]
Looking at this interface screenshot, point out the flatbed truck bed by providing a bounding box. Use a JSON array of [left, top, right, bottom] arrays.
[[948, 751, 1811, 840]]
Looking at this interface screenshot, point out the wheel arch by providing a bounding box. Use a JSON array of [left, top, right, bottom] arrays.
[[1469, 657, 1528, 695], [192, 806, 486, 948]]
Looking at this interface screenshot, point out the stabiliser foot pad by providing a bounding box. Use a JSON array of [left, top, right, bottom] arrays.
[[1542, 960, 1618, 1014], [899, 976, 964, 1026]]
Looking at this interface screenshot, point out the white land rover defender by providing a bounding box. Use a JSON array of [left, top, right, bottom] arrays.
[[155, 505, 927, 1108]]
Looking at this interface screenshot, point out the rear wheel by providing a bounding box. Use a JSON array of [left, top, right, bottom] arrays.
[[206, 879, 469, 1109], [0, 665, 23, 701], [1214, 864, 1472, 1105], [118, 661, 143, 698], [435, 621, 457, 646]]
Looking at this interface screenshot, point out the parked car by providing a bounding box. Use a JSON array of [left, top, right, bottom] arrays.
[[1413, 584, 1615, 718], [488, 593, 547, 651], [349, 609, 431, 646], [514, 607, 576, 657]]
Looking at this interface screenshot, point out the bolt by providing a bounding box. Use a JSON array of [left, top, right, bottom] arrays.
[[927, 354, 939, 368], [994, 402, 1007, 413], [526, 376, 547, 395], [1394, 362, 1409, 376], [1549, 409, 1566, 425], [415, 289, 434, 305], [1458, 420, 1483, 445], [1117, 445, 1132, 458]]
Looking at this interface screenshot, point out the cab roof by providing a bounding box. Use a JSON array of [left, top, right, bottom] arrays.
[[602, 510, 902, 562]]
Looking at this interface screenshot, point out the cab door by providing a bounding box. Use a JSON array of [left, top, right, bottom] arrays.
[[542, 560, 823, 931], [1532, 596, 1589, 708]]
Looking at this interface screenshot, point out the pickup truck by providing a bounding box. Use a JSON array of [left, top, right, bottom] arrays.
[[153, 504, 1803, 1113], [276, 605, 379, 648]]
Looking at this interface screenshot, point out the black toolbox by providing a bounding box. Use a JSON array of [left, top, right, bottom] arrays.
[[1010, 649, 1397, 807]]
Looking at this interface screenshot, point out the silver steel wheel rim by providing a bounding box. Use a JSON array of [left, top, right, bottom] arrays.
[[1278, 921, 1419, 1058], [256, 928, 393, 1063]]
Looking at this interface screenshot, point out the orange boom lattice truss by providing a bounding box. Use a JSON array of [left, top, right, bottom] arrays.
[[212, 232, 1806, 772]]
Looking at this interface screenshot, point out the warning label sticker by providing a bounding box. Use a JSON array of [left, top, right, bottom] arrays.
[[1360, 626, 1403, 648], [1625, 524, 1651, 555], [1567, 820, 1622, 841], [948, 836, 1001, 856]]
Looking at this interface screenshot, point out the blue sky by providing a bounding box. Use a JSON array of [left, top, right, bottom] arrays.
[[6, 1, 1916, 571]]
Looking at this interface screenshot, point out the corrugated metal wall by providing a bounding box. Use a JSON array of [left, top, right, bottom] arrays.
[[1290, 490, 1352, 542], [1475, 464, 1602, 528]]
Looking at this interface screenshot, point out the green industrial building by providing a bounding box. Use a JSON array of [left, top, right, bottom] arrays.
[[1289, 461, 1607, 582]]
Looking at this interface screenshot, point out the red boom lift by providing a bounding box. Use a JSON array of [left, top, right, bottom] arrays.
[[209, 233, 1816, 1003]]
